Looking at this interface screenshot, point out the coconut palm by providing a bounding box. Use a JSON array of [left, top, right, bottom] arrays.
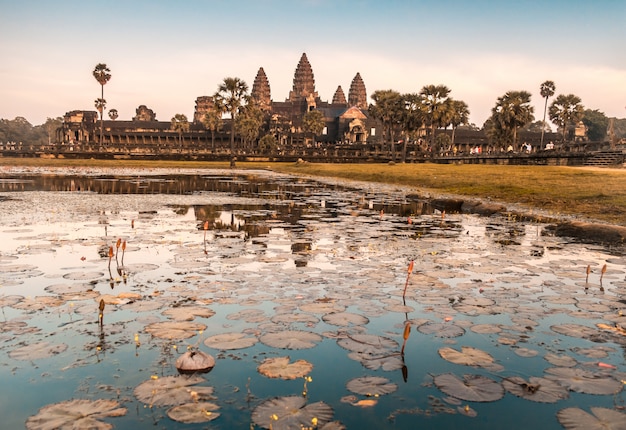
[[539, 80, 556, 149], [93, 63, 111, 144], [419, 84, 451, 148], [214, 77, 249, 155], [548, 94, 584, 143]]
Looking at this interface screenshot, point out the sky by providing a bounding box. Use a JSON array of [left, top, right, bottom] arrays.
[[1, 0, 624, 128]]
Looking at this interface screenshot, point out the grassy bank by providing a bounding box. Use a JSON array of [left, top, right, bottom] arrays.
[[1, 158, 625, 225]]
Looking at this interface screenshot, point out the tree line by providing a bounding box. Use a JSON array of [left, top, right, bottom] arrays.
[[2, 63, 624, 150]]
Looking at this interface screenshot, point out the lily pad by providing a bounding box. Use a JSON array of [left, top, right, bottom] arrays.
[[337, 334, 398, 354], [502, 376, 569, 403], [346, 376, 397, 396], [167, 402, 220, 423], [9, 341, 68, 360], [544, 367, 623, 395], [145, 321, 206, 340], [25, 399, 127, 430], [257, 356, 313, 379], [134, 375, 214, 407], [433, 373, 504, 402], [204, 332, 258, 350], [251, 396, 333, 430], [260, 330, 322, 349], [557, 407, 626, 430], [418, 322, 465, 338], [438, 346, 495, 367], [162, 305, 215, 321], [322, 312, 369, 327]]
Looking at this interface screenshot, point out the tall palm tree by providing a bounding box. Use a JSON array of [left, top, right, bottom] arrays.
[[419, 85, 451, 148], [548, 94, 584, 143], [369, 90, 403, 161], [201, 96, 224, 150], [214, 77, 249, 155], [108, 109, 118, 120], [539, 80, 556, 149], [449, 99, 470, 146], [93, 63, 111, 144], [302, 110, 325, 146], [171, 114, 190, 148], [491, 90, 534, 148], [399, 93, 426, 162]]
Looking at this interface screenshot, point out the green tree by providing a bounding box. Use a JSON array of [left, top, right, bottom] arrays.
[[43, 117, 63, 145], [93, 63, 111, 144], [302, 110, 325, 145], [201, 96, 224, 149], [490, 90, 534, 147], [369, 90, 403, 161], [448, 99, 470, 146], [258, 134, 278, 154], [539, 80, 556, 149], [549, 94, 584, 142], [171, 113, 190, 147], [581, 109, 608, 142], [215, 77, 249, 155], [399, 93, 426, 162], [236, 102, 265, 149], [419, 84, 451, 148]]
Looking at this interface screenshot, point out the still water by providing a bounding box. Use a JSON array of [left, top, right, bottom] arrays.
[[0, 168, 624, 429]]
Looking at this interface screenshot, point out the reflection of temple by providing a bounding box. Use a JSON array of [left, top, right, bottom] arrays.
[[58, 53, 379, 154]]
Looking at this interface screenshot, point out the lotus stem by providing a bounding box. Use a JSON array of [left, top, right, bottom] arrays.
[[402, 260, 414, 299]]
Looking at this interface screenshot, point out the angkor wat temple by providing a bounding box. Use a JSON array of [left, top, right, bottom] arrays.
[[46, 52, 599, 164]]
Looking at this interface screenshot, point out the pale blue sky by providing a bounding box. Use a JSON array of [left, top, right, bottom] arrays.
[[1, 0, 624, 126]]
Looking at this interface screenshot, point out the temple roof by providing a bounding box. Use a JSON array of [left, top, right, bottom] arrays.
[[251, 67, 271, 111], [332, 86, 347, 105], [348, 73, 367, 109], [289, 53, 317, 102]]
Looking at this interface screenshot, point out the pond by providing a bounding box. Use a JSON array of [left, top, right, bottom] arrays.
[[0, 167, 625, 430]]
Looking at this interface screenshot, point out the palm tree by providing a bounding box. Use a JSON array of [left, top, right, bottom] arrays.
[[548, 94, 584, 143], [449, 99, 470, 146], [93, 63, 111, 144], [539, 80, 556, 149], [108, 109, 118, 120], [399, 93, 425, 162], [369, 90, 403, 161], [171, 114, 190, 148], [302, 110, 325, 146], [214, 77, 249, 155], [419, 84, 451, 148], [201, 97, 224, 150], [490, 91, 534, 148]]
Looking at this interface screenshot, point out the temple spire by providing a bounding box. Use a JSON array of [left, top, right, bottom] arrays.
[[332, 86, 347, 105], [289, 53, 318, 102], [251, 67, 271, 112], [348, 72, 367, 109]]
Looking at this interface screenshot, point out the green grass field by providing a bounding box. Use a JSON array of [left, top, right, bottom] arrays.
[[1, 158, 625, 225]]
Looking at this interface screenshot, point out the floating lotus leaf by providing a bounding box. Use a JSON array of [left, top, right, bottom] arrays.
[[433, 373, 504, 402], [0, 319, 40, 335], [271, 313, 319, 324], [557, 407, 626, 430], [0, 294, 22, 307], [337, 334, 398, 354], [25, 399, 127, 430], [470, 324, 502, 334], [225, 308, 267, 323], [145, 321, 206, 340], [438, 346, 495, 367], [260, 330, 322, 350], [175, 350, 215, 374], [204, 332, 258, 350], [134, 375, 214, 407], [9, 341, 68, 360], [121, 300, 163, 312], [322, 312, 369, 327], [544, 353, 577, 367], [417, 322, 465, 338], [251, 396, 333, 430], [550, 323, 603, 340], [544, 367, 623, 395], [257, 356, 313, 379], [62, 271, 105, 281], [502, 376, 569, 403], [299, 301, 346, 314], [12, 296, 64, 311], [167, 402, 220, 423], [162, 305, 215, 321], [346, 376, 397, 396], [514, 347, 539, 358], [347, 351, 404, 371]]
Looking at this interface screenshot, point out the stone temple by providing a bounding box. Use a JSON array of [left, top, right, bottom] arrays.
[[59, 53, 379, 153]]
